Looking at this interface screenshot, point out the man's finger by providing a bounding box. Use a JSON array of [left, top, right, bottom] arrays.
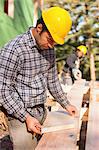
[[35, 122, 42, 128], [32, 125, 42, 134], [72, 109, 79, 117], [72, 110, 76, 115]]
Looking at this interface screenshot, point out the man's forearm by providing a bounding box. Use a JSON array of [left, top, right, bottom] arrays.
[[1, 86, 27, 122]]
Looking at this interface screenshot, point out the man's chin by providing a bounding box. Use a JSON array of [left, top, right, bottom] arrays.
[[41, 47, 49, 50]]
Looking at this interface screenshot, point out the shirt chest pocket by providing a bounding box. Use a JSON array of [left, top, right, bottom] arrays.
[[31, 73, 47, 88], [16, 73, 47, 107], [30, 74, 46, 97], [26, 74, 47, 107]]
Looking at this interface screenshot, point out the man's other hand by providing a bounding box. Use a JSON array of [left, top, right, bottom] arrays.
[[66, 104, 78, 117]]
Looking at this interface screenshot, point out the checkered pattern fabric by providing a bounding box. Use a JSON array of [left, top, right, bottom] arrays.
[[0, 28, 70, 122]]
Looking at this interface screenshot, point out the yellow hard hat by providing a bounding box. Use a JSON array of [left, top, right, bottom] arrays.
[[77, 45, 87, 55], [42, 7, 72, 45]]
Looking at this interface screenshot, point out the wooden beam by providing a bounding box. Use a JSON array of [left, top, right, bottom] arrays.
[[85, 81, 99, 150]]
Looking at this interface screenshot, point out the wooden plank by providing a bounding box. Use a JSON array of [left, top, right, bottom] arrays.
[[36, 129, 78, 150], [42, 124, 74, 133], [42, 107, 87, 134], [61, 84, 72, 93], [36, 79, 89, 150], [85, 101, 99, 150], [41, 111, 75, 133], [85, 82, 99, 150]]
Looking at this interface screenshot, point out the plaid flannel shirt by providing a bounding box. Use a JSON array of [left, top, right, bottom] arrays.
[[0, 28, 70, 122]]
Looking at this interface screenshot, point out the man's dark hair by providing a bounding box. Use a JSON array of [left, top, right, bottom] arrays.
[[36, 16, 48, 32]]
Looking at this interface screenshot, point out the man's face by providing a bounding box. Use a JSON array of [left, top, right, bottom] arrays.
[[35, 24, 56, 50], [37, 31, 56, 50], [76, 50, 84, 58]]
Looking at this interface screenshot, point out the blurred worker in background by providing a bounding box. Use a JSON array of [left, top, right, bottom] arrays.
[[61, 45, 87, 85], [0, 7, 78, 150]]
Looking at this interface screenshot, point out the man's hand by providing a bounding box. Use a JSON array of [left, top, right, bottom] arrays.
[[66, 104, 78, 117], [25, 113, 42, 135], [72, 68, 82, 80]]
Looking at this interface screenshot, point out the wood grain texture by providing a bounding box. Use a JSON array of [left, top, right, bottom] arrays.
[[36, 129, 77, 150], [86, 82, 99, 150], [85, 101, 99, 150], [41, 111, 75, 133]]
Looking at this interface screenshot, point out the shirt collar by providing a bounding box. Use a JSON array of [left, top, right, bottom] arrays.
[[27, 27, 37, 48]]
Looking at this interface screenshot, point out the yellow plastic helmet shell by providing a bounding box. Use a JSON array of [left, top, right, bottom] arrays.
[[77, 45, 87, 55], [42, 7, 72, 45]]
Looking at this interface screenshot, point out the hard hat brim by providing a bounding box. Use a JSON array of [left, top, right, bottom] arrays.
[[51, 33, 65, 45], [77, 45, 87, 55]]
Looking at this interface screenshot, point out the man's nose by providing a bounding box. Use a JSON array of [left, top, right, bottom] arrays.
[[48, 41, 56, 48], [48, 43, 54, 49]]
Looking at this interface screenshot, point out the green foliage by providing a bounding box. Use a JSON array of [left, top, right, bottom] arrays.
[[0, 0, 34, 47]]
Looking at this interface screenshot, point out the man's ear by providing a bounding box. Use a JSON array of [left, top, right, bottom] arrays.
[[36, 24, 43, 33]]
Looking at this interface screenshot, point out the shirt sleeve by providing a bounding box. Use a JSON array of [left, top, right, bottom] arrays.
[[66, 54, 77, 69], [47, 63, 71, 109], [0, 46, 27, 122]]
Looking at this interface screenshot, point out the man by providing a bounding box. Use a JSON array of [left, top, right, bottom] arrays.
[[0, 7, 78, 150], [61, 45, 87, 85]]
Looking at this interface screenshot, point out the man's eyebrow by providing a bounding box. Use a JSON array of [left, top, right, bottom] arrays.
[[47, 35, 51, 40], [47, 32, 53, 38], [47, 33, 55, 41]]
